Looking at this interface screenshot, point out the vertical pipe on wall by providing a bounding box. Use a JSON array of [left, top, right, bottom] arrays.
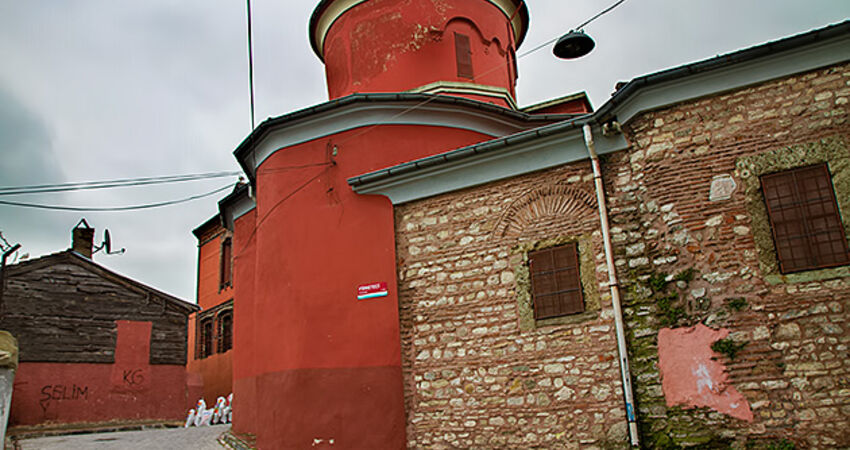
[[582, 124, 640, 447]]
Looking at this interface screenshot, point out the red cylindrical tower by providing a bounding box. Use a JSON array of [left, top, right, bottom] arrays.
[[310, 0, 529, 107]]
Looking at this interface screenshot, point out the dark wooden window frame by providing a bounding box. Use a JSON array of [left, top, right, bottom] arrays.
[[528, 242, 585, 319], [761, 163, 850, 274], [219, 237, 233, 290], [199, 317, 214, 359], [454, 32, 473, 79], [217, 310, 233, 353]]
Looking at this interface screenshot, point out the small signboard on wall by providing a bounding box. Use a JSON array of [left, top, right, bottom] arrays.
[[357, 282, 388, 300]]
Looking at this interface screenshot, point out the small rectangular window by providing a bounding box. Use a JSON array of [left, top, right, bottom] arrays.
[[761, 163, 850, 273], [529, 243, 584, 319], [454, 32, 473, 79], [217, 311, 233, 353], [220, 237, 233, 289], [200, 318, 214, 358]]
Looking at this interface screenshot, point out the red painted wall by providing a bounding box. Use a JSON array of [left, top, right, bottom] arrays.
[[196, 230, 233, 311], [231, 125, 494, 448], [187, 223, 234, 406], [186, 315, 233, 405], [231, 209, 257, 439], [322, 0, 519, 101], [10, 321, 190, 427]]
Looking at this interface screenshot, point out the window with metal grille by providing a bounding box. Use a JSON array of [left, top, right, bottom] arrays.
[[529, 242, 585, 319], [200, 318, 214, 358], [217, 311, 233, 353], [220, 237, 233, 289], [761, 163, 850, 273], [454, 32, 473, 79]]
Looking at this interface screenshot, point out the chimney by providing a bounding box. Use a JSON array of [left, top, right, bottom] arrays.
[[72, 220, 95, 258]]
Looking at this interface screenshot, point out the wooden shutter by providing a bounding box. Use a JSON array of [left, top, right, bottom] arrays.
[[761, 163, 850, 273], [529, 243, 584, 319], [454, 32, 473, 79]]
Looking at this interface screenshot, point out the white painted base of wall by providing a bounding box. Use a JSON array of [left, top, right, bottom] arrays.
[[0, 369, 14, 445]]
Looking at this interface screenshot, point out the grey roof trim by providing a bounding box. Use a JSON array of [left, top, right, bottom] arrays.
[[192, 214, 222, 239], [351, 121, 627, 203], [219, 183, 256, 231], [521, 92, 592, 113], [603, 21, 850, 124], [348, 20, 850, 204], [233, 93, 575, 182]]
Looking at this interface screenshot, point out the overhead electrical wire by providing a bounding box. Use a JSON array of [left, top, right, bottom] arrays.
[[0, 184, 234, 212], [0, 171, 241, 196]]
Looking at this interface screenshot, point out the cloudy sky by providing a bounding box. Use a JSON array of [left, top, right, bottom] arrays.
[[1, 1, 848, 302]]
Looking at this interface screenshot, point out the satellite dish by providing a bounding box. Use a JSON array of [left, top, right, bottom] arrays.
[[94, 229, 125, 255]]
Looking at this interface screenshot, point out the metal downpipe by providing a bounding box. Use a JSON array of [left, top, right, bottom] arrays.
[[582, 124, 640, 446]]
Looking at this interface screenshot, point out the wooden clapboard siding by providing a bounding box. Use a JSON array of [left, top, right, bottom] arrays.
[[0, 251, 197, 365]]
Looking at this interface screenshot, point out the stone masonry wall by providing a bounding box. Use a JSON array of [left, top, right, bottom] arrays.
[[395, 62, 849, 448], [395, 162, 631, 448], [611, 62, 850, 448]]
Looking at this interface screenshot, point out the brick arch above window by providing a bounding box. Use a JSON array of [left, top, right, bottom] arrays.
[[494, 184, 597, 238]]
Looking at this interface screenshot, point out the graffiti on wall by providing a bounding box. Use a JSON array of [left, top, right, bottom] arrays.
[[39, 384, 89, 412]]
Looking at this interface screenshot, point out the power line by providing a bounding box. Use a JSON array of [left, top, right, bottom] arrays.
[[246, 0, 256, 130], [575, 0, 629, 31], [0, 171, 241, 196], [0, 184, 234, 212]]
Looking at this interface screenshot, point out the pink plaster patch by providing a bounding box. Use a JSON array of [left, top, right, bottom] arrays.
[[657, 324, 753, 421]]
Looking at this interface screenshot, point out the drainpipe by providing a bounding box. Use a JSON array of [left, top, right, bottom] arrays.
[[582, 124, 640, 447]]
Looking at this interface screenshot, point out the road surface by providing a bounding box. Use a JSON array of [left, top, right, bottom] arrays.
[[16, 424, 229, 450]]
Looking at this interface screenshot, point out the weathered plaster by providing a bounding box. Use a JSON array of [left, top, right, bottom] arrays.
[[511, 234, 601, 331], [736, 135, 850, 284], [658, 324, 753, 422]]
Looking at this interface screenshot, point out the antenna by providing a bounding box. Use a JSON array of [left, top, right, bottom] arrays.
[[94, 229, 126, 255]]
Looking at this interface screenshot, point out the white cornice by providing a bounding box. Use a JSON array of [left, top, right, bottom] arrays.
[[240, 101, 541, 179], [408, 81, 518, 109]]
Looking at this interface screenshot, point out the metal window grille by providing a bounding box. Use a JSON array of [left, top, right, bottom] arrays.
[[529, 242, 585, 319], [217, 312, 233, 353], [220, 237, 233, 288], [761, 163, 850, 273], [454, 32, 473, 79]]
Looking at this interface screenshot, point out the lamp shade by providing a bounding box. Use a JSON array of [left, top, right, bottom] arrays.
[[553, 30, 595, 59]]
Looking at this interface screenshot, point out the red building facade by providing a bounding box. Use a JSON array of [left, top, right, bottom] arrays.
[[203, 1, 850, 447], [187, 214, 235, 406]]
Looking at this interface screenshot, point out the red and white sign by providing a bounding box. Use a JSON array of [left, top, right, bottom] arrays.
[[357, 282, 388, 300]]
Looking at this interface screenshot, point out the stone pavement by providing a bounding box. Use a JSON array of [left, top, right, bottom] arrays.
[[15, 424, 229, 450]]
